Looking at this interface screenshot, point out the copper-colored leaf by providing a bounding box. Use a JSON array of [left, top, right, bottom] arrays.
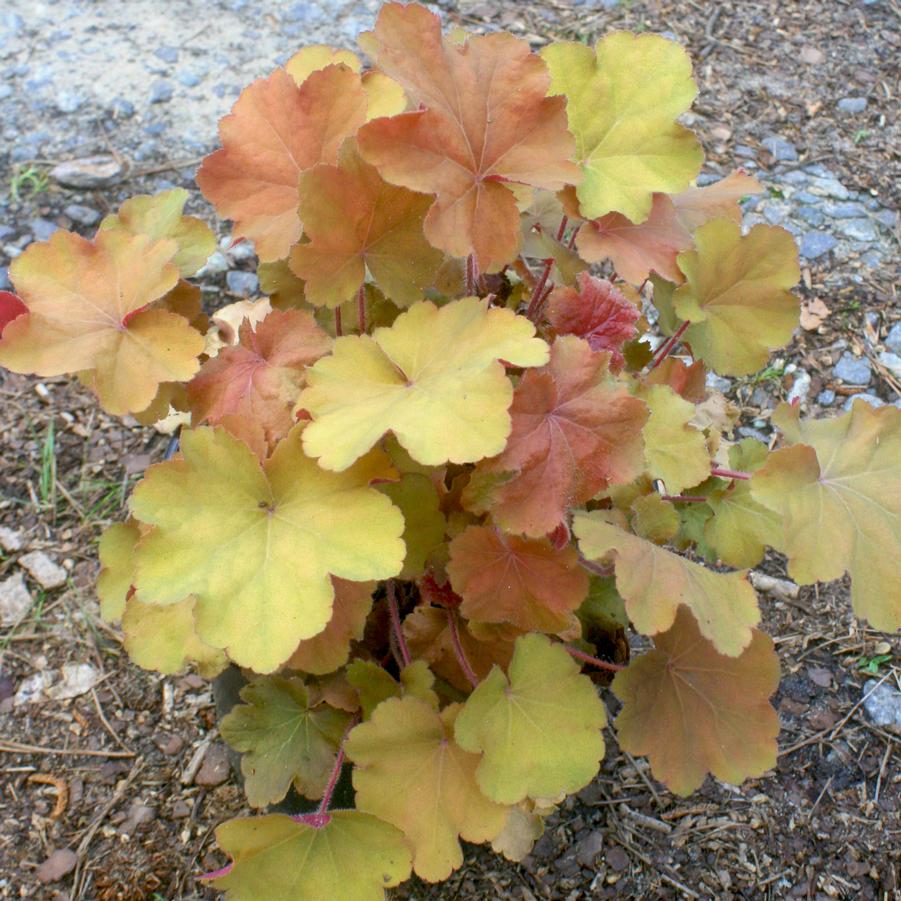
[[671, 170, 763, 231], [613, 606, 779, 795], [447, 524, 589, 632], [197, 65, 368, 262], [357, 2, 579, 270], [466, 336, 648, 536]]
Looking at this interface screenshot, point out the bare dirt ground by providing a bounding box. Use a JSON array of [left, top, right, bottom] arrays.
[[1, 1, 899, 899]]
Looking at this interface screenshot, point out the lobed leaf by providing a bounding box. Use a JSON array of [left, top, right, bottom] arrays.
[[377, 474, 446, 579], [454, 633, 607, 804], [220, 675, 350, 807], [447, 524, 588, 633], [290, 142, 443, 308], [211, 811, 412, 900], [671, 220, 800, 376], [613, 605, 779, 795], [357, 2, 580, 270], [542, 32, 702, 222], [0, 230, 203, 415], [751, 401, 901, 631], [574, 512, 759, 656], [346, 696, 509, 881], [96, 521, 141, 623], [345, 659, 439, 719], [130, 426, 405, 673], [197, 65, 368, 262], [466, 336, 647, 536], [671, 170, 763, 231], [298, 297, 548, 472]]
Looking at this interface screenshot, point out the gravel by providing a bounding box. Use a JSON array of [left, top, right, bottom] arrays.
[[799, 231, 838, 259], [836, 96, 868, 115], [0, 572, 32, 626], [18, 550, 68, 589], [150, 80, 174, 103], [832, 352, 872, 386], [226, 270, 259, 296], [885, 322, 901, 355], [63, 203, 100, 226], [862, 679, 901, 732]]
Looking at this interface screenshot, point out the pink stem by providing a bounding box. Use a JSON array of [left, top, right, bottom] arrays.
[[526, 260, 553, 320], [555, 215, 569, 242], [647, 320, 690, 371], [564, 645, 626, 673], [579, 556, 614, 579], [567, 228, 578, 250], [710, 466, 752, 481], [386, 579, 411, 668], [662, 494, 707, 503], [447, 610, 478, 688], [465, 255, 477, 296], [334, 307, 343, 337], [356, 285, 366, 334], [309, 715, 359, 825]]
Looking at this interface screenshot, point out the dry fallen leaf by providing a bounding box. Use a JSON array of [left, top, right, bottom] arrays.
[[799, 298, 830, 330]]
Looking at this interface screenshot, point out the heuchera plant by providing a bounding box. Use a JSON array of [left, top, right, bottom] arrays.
[[2, 4, 899, 897]]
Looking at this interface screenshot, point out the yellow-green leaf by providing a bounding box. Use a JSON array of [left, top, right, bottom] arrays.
[[345, 697, 508, 881], [378, 474, 446, 579], [210, 811, 412, 900], [542, 33, 702, 222], [613, 606, 779, 795], [574, 512, 759, 656], [345, 659, 439, 719], [454, 634, 606, 804], [97, 521, 141, 622], [751, 401, 901, 631], [130, 426, 405, 673], [298, 298, 548, 471], [671, 221, 800, 376]]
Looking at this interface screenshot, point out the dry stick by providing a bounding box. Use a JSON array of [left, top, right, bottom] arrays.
[[447, 610, 478, 688], [647, 319, 690, 371], [386, 579, 411, 668], [0, 739, 135, 759], [90, 687, 134, 755], [710, 466, 751, 481], [563, 644, 625, 673], [356, 284, 366, 334]]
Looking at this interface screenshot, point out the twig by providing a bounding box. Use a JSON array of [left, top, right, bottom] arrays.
[[0, 739, 134, 759], [386, 579, 411, 668], [447, 610, 478, 688], [90, 687, 134, 755], [181, 734, 214, 785]]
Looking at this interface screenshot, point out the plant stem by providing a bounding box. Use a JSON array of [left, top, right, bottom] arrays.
[[563, 644, 626, 673], [526, 260, 553, 321], [647, 320, 690, 370], [710, 466, 752, 481], [386, 579, 411, 668], [465, 254, 477, 296], [334, 307, 343, 337], [661, 494, 707, 503], [447, 610, 478, 688], [356, 284, 366, 334], [308, 715, 359, 826], [555, 215, 568, 242], [579, 555, 614, 579]]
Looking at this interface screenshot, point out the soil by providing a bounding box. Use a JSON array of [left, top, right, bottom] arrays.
[[0, 1, 899, 899]]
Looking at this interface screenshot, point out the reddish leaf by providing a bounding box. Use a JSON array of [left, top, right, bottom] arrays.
[[546, 274, 640, 368], [197, 65, 368, 262], [357, 2, 579, 270], [644, 357, 707, 403], [575, 193, 692, 285], [187, 309, 331, 453], [466, 336, 648, 536], [0, 292, 27, 336], [447, 525, 589, 633]]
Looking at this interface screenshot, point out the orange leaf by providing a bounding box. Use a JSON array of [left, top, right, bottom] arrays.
[[290, 142, 442, 308], [671, 170, 763, 231], [546, 274, 640, 368], [575, 193, 692, 285], [447, 525, 588, 633], [466, 336, 648, 537], [285, 579, 374, 675], [357, 2, 579, 270], [197, 65, 368, 262], [187, 309, 331, 453], [0, 230, 204, 415], [613, 606, 779, 795], [644, 358, 707, 403]]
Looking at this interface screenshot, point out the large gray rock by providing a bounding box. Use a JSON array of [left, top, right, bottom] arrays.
[[0, 572, 32, 626], [863, 679, 901, 733]]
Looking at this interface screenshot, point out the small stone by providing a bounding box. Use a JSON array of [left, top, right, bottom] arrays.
[[874, 209, 897, 229], [177, 70, 202, 87], [807, 666, 832, 688], [19, 550, 67, 589], [705, 373, 732, 393], [158, 733, 185, 755], [762, 135, 798, 162], [786, 369, 811, 405], [799, 46, 824, 65], [121, 802, 157, 833], [154, 45, 179, 64], [797, 205, 824, 227], [833, 352, 871, 386], [109, 97, 135, 119], [575, 829, 605, 867], [172, 799, 192, 818], [1, 12, 25, 34], [817, 389, 835, 406], [197, 251, 229, 277], [606, 846, 630, 872], [863, 679, 901, 733], [55, 91, 85, 114], [51, 155, 123, 189], [823, 200, 869, 219], [843, 393, 883, 412], [150, 80, 173, 103], [878, 352, 901, 380], [809, 176, 850, 200], [226, 270, 260, 296], [37, 849, 77, 884], [64, 204, 100, 226], [47, 662, 100, 700], [29, 218, 59, 242], [14, 671, 54, 706], [836, 97, 867, 115], [738, 426, 768, 442], [886, 322, 901, 355], [195, 743, 231, 787], [226, 240, 257, 264], [837, 218, 878, 243], [0, 525, 24, 551], [800, 231, 837, 260], [0, 573, 32, 626]]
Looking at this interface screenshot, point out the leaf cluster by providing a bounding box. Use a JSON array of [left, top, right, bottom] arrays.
[[2, 5, 898, 897]]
